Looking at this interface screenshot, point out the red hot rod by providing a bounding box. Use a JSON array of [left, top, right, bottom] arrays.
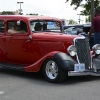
[[0, 15, 100, 83]]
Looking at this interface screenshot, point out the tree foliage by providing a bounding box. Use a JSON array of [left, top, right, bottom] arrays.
[[2, 11, 14, 15], [65, 0, 100, 23], [65, 0, 100, 16], [65, 0, 83, 9], [68, 19, 77, 25], [85, 15, 91, 23], [81, 0, 100, 16], [26, 13, 38, 16]]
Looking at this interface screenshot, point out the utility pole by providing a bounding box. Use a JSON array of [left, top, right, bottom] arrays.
[[91, 0, 94, 22], [81, 20, 84, 24], [17, 2, 24, 15], [77, 14, 81, 24]]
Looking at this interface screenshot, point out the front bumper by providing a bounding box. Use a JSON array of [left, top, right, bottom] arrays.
[[68, 69, 100, 76]]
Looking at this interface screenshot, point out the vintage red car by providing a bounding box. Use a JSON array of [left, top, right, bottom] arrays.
[[0, 15, 100, 83]]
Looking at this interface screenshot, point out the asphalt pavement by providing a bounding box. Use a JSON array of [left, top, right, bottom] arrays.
[[0, 68, 100, 100]]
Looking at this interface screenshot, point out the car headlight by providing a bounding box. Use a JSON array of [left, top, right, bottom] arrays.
[[67, 45, 77, 56], [92, 44, 100, 54]]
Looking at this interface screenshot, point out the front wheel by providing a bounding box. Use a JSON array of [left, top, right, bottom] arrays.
[[43, 58, 67, 83]]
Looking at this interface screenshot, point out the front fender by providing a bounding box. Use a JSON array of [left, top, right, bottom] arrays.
[[93, 55, 100, 70], [25, 51, 77, 72], [53, 52, 77, 71]]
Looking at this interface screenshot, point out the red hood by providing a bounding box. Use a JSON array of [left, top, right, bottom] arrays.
[[31, 32, 84, 58], [32, 32, 82, 42]]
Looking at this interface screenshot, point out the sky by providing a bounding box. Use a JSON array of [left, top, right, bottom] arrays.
[[0, 0, 86, 24]]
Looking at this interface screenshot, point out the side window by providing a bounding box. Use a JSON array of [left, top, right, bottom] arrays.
[[8, 22, 15, 30], [0, 20, 5, 33], [8, 21, 27, 34]]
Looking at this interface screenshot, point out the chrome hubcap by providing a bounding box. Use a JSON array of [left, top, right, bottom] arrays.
[[45, 60, 58, 79]]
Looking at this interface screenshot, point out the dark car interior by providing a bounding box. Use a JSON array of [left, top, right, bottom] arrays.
[[0, 27, 4, 33]]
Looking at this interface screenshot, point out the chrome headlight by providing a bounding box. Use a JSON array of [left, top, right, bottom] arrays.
[[67, 45, 77, 56], [92, 44, 100, 54]]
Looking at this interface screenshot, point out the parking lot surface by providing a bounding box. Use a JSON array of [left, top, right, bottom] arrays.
[[0, 68, 100, 100]]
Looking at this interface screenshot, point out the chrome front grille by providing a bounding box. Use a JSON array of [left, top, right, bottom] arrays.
[[75, 38, 91, 68]]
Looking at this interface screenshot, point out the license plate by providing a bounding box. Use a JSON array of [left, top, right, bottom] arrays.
[[74, 64, 85, 72]]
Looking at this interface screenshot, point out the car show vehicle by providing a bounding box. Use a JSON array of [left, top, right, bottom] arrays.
[[64, 27, 78, 35], [64, 24, 94, 49], [61, 19, 68, 26], [0, 15, 100, 83]]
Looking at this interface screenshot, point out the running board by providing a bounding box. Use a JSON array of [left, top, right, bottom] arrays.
[[0, 62, 25, 71]]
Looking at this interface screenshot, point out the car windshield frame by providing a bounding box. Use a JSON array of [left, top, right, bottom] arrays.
[[30, 20, 63, 33]]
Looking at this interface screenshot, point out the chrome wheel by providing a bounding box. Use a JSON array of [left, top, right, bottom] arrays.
[[43, 58, 67, 83], [45, 60, 58, 79]]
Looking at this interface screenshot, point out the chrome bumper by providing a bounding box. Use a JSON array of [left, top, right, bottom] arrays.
[[68, 69, 100, 76]]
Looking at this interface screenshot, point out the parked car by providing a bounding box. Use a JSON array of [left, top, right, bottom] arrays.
[[0, 15, 100, 83], [64, 27, 78, 35], [61, 19, 68, 26], [64, 24, 91, 34], [64, 24, 94, 49]]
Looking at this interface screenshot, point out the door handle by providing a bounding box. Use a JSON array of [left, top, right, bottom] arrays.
[[26, 40, 30, 42]]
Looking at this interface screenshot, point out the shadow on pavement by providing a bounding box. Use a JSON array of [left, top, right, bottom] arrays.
[[0, 68, 100, 85]]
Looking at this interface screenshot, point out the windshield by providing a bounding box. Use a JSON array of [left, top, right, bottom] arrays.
[[30, 20, 62, 33]]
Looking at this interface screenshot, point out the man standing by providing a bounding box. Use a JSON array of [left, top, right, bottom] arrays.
[[88, 8, 100, 44]]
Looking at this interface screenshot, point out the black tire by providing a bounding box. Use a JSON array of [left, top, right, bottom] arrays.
[[43, 58, 67, 83]]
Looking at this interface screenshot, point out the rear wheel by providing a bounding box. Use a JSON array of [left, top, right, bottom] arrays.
[[43, 58, 67, 83]]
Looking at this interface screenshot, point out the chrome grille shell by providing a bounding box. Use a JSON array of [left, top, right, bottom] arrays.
[[74, 38, 91, 69]]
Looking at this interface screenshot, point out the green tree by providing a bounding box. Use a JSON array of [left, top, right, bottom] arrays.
[[65, 0, 83, 9], [65, 0, 100, 22], [68, 19, 77, 25], [65, 0, 100, 15], [2, 11, 14, 15], [26, 13, 38, 16], [81, 0, 99, 16], [85, 15, 91, 23]]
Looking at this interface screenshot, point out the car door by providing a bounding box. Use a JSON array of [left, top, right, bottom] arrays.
[[0, 20, 6, 61], [4, 20, 35, 65]]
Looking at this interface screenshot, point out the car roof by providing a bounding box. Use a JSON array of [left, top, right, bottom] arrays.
[[0, 15, 61, 21], [64, 24, 91, 29]]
